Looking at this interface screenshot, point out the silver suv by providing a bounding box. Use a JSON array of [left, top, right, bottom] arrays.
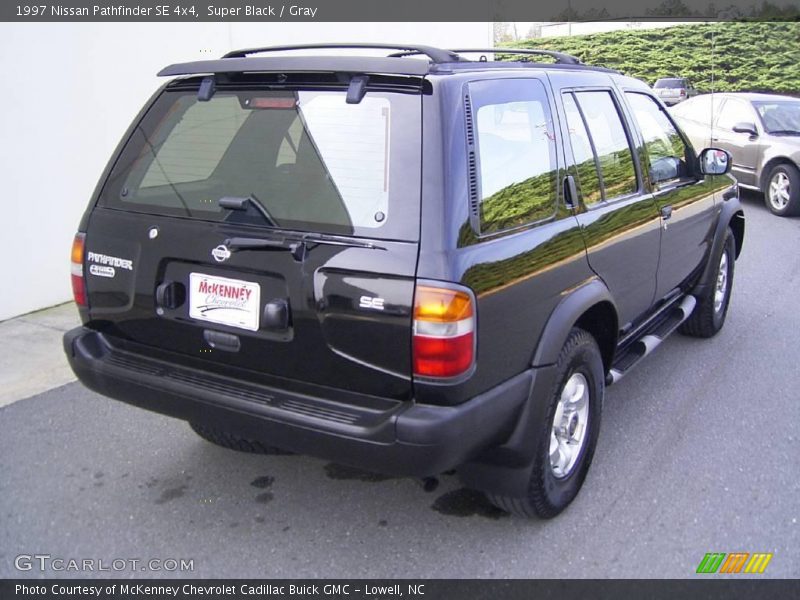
[[654, 77, 698, 106]]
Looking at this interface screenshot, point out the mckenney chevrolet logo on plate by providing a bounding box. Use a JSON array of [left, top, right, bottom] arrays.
[[189, 273, 261, 331]]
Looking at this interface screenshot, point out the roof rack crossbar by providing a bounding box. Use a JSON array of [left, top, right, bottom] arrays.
[[390, 47, 582, 66], [222, 43, 460, 64], [451, 48, 582, 65]]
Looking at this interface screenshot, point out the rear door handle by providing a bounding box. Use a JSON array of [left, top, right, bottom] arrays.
[[564, 175, 579, 208], [661, 205, 673, 220]]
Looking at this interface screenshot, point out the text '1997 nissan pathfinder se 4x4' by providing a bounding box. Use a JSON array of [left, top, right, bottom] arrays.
[[64, 44, 744, 518]]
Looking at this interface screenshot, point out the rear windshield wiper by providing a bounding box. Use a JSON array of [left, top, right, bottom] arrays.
[[219, 195, 278, 227], [224, 232, 385, 262]]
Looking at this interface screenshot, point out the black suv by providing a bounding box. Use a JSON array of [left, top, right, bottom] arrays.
[[64, 44, 744, 518]]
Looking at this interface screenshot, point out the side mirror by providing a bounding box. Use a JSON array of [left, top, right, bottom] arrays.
[[732, 121, 758, 136], [699, 148, 732, 175]]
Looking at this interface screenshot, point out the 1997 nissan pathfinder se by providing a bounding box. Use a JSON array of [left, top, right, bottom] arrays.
[[64, 44, 744, 518]]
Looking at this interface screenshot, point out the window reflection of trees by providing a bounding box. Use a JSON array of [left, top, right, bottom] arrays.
[[475, 92, 558, 235]]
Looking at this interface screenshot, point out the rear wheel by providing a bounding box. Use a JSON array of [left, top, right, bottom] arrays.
[[189, 423, 293, 455], [764, 163, 800, 216], [679, 227, 735, 338], [488, 328, 603, 518]]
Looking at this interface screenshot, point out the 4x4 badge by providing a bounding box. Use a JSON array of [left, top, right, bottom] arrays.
[[211, 245, 231, 263]]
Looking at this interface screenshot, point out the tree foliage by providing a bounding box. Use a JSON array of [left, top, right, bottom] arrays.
[[508, 22, 800, 95]]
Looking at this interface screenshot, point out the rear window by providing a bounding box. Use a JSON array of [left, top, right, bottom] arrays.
[[654, 79, 686, 89], [99, 87, 421, 239]]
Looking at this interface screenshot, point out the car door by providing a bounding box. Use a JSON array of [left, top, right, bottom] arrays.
[[712, 97, 764, 187], [623, 91, 719, 300], [558, 87, 661, 329]]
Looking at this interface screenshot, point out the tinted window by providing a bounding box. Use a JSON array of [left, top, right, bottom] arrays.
[[574, 91, 638, 200], [100, 89, 421, 239], [139, 96, 246, 188], [655, 79, 687, 89], [717, 98, 755, 130], [626, 93, 693, 185], [470, 79, 558, 234], [562, 93, 602, 206]]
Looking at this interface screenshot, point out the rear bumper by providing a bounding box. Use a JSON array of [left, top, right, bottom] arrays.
[[63, 327, 534, 477]]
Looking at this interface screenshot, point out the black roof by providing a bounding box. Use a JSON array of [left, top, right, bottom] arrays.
[[158, 43, 617, 78]]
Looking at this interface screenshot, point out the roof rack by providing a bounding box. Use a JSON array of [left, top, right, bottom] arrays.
[[222, 43, 461, 64], [389, 47, 582, 65], [158, 43, 604, 79]]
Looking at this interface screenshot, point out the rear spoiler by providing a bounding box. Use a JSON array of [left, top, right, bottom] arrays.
[[157, 56, 431, 77]]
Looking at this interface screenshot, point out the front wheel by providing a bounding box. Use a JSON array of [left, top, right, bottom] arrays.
[[764, 163, 800, 217], [488, 328, 604, 518], [679, 227, 735, 338]]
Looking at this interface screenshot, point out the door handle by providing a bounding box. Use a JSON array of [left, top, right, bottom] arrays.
[[660, 205, 673, 231], [564, 175, 579, 208]]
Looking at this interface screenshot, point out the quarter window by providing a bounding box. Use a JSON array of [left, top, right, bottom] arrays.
[[470, 79, 558, 235]]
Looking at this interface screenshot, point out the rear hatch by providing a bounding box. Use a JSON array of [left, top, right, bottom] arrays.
[[84, 75, 422, 399], [654, 78, 686, 99]]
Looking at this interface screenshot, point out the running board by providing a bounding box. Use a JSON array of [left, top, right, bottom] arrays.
[[607, 295, 697, 386]]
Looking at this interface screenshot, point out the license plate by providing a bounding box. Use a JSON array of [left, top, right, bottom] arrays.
[[189, 273, 260, 331]]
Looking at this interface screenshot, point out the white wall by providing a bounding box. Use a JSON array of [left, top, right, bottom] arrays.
[[0, 22, 492, 321]]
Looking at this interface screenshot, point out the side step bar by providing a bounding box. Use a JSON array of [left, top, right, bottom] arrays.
[[607, 295, 697, 385]]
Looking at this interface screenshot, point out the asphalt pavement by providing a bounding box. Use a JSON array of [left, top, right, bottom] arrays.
[[1, 192, 798, 579]]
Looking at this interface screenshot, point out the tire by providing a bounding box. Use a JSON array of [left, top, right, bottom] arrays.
[[189, 422, 293, 455], [488, 328, 604, 519], [763, 163, 800, 217], [679, 227, 735, 338]]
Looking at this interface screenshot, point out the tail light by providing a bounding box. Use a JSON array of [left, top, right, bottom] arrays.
[[71, 232, 87, 307], [680, 89, 686, 97], [412, 283, 476, 379]]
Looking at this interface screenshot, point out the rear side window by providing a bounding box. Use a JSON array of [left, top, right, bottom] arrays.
[[562, 93, 602, 206], [100, 88, 421, 240], [672, 94, 724, 124], [571, 90, 638, 202], [625, 92, 693, 186], [468, 78, 558, 235], [717, 98, 755, 131]]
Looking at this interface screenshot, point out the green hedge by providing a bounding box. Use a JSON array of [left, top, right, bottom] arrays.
[[507, 22, 800, 95]]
